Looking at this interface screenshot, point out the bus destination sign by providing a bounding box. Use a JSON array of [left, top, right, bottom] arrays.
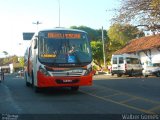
[[48, 33, 81, 39]]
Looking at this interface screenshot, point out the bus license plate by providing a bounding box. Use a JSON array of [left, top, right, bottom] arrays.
[[63, 80, 73, 83]]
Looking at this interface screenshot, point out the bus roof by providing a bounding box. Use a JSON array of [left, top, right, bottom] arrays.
[[23, 28, 88, 41], [38, 27, 87, 34]]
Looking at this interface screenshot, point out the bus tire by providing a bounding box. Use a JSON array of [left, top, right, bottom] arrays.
[[71, 86, 79, 91], [34, 86, 41, 93], [26, 81, 30, 87], [25, 73, 30, 87], [31, 71, 34, 87]]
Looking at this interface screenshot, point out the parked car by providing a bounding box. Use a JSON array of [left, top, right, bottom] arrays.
[[152, 67, 160, 77], [142, 63, 160, 77], [18, 70, 24, 76]]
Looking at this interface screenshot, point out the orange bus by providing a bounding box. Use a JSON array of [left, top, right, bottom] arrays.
[[24, 28, 93, 92]]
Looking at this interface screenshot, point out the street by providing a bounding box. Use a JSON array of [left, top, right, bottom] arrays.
[[0, 74, 160, 120]]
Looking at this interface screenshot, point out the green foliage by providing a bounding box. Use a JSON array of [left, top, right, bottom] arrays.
[[108, 23, 144, 52], [0, 55, 18, 65], [19, 57, 24, 67], [90, 41, 103, 67], [92, 65, 98, 71], [71, 26, 111, 67], [70, 26, 107, 41], [70, 26, 98, 40]]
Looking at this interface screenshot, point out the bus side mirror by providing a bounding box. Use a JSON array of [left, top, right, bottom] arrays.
[[34, 39, 37, 49]]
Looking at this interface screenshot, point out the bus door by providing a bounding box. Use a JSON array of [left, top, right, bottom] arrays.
[[28, 47, 33, 77]]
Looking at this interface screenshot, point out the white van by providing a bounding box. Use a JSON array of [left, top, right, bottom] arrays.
[[111, 54, 143, 77]]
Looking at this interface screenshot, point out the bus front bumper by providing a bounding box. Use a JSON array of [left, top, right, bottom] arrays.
[[37, 71, 93, 87]]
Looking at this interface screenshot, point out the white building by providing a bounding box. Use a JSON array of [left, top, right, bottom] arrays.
[[114, 34, 160, 67]]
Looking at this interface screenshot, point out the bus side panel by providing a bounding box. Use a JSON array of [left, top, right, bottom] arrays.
[[37, 71, 92, 87]]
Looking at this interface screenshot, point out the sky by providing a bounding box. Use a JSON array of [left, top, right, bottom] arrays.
[[0, 0, 120, 57]]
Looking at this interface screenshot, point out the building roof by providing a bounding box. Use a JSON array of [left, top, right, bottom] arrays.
[[114, 34, 160, 54]]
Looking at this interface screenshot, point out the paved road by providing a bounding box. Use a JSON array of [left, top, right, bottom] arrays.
[[0, 74, 160, 120]]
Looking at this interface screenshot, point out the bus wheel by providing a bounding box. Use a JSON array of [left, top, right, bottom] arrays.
[[26, 81, 30, 87], [25, 73, 30, 87], [31, 72, 34, 87], [71, 86, 79, 91], [34, 86, 42, 93]]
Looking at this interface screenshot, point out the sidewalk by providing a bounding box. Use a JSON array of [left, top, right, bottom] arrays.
[[93, 72, 112, 80], [93, 72, 145, 80]]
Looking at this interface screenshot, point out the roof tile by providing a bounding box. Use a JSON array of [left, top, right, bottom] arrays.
[[114, 34, 160, 54]]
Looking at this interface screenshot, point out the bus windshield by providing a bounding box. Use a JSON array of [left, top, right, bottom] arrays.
[[38, 30, 92, 65]]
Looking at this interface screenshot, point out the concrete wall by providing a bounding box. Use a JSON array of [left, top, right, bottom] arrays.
[[138, 48, 160, 68]]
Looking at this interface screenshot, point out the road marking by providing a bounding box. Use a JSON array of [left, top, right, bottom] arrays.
[[120, 97, 138, 104], [104, 93, 122, 98], [95, 84, 160, 105], [80, 90, 155, 114], [149, 105, 160, 112], [80, 84, 160, 114]]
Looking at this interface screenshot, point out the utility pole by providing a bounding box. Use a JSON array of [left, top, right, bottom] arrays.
[[32, 21, 42, 31], [58, 0, 61, 27], [102, 26, 106, 68]]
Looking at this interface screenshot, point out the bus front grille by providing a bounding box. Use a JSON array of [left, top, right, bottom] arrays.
[[51, 71, 83, 76]]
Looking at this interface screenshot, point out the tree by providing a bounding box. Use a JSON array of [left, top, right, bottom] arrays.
[[18, 57, 24, 68], [90, 41, 103, 68], [94, 29, 108, 41], [12, 55, 18, 63], [112, 0, 160, 32], [108, 23, 144, 54], [71, 26, 110, 67], [70, 26, 100, 40], [70, 26, 108, 42]]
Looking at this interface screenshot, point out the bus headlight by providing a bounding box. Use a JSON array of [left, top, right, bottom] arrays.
[[84, 67, 92, 76], [39, 66, 50, 76]]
